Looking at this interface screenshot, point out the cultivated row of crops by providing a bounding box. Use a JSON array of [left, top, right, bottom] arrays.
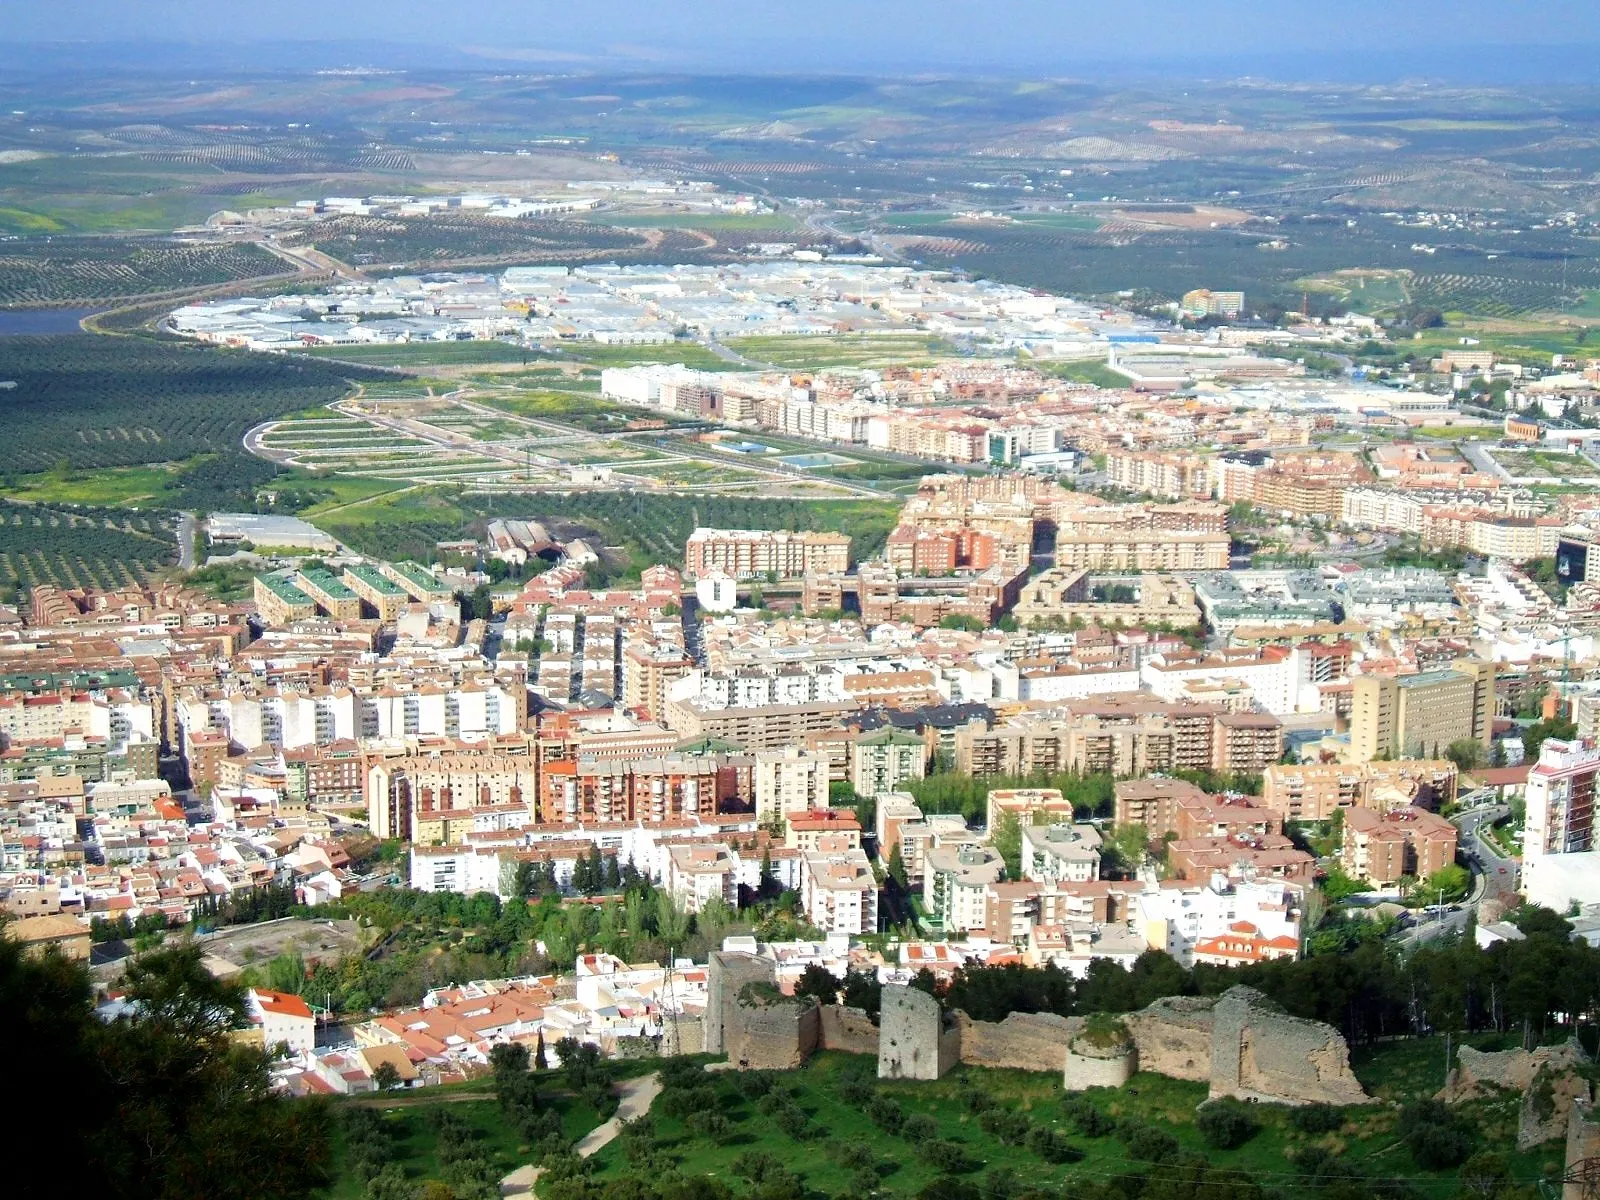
[[0, 336, 359, 474], [0, 500, 178, 588], [0, 238, 284, 305]]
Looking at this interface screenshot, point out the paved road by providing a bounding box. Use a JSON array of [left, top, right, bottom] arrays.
[[176, 511, 197, 570], [1455, 797, 1520, 901], [501, 1072, 662, 1198]]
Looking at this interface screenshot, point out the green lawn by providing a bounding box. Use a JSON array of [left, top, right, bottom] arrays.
[[548, 341, 736, 371], [723, 333, 960, 369], [1040, 358, 1127, 389], [585, 1052, 1564, 1199]]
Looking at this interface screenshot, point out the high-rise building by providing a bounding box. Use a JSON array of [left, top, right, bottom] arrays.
[[683, 528, 850, 581], [1523, 737, 1600, 910], [754, 747, 830, 825], [1349, 660, 1493, 763]]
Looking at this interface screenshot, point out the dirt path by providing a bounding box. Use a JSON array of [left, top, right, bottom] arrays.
[[500, 1071, 662, 1198]]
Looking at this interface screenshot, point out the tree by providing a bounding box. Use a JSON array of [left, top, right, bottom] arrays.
[[372, 1061, 402, 1091], [1195, 1097, 1260, 1149], [0, 939, 333, 1200], [991, 811, 1023, 878], [885, 841, 907, 885], [793, 963, 841, 1005], [1446, 738, 1486, 773]]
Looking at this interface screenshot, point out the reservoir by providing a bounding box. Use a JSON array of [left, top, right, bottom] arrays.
[[0, 308, 99, 335]]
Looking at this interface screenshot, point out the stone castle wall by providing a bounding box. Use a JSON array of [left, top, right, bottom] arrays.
[[880, 985, 958, 1080], [1064, 1040, 1137, 1091], [819, 1004, 880, 1057], [956, 1010, 1079, 1074], [705, 951, 775, 1056], [1213, 988, 1367, 1105], [1124, 996, 1214, 1083], [1441, 1040, 1593, 1149], [728, 992, 820, 1071]]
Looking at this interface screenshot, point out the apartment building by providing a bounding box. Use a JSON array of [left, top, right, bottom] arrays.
[[849, 727, 927, 797], [683, 528, 850, 580], [1350, 660, 1494, 763], [662, 695, 859, 752], [753, 747, 830, 825], [1019, 823, 1103, 884], [622, 640, 696, 721], [536, 755, 728, 825], [801, 848, 878, 935], [1260, 760, 1459, 821], [253, 575, 317, 626], [986, 787, 1076, 831], [1521, 738, 1600, 909], [926, 844, 1005, 933], [366, 754, 540, 841], [1342, 805, 1458, 886], [294, 569, 362, 621], [1104, 450, 1214, 500], [342, 565, 410, 621], [666, 844, 739, 914], [785, 810, 862, 853]]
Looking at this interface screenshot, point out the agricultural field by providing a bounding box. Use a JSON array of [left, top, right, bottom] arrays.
[[723, 333, 962, 368], [302, 341, 541, 368], [0, 499, 179, 592], [295, 213, 650, 268], [583, 1051, 1562, 1200], [1487, 447, 1600, 482], [0, 335, 362, 479], [0, 237, 287, 306]]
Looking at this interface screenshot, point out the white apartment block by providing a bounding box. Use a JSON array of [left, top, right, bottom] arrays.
[[1134, 877, 1301, 968], [1523, 737, 1600, 911], [801, 848, 878, 935], [1020, 822, 1103, 885]]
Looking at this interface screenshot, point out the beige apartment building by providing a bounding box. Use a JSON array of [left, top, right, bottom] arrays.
[[253, 574, 317, 626], [662, 695, 858, 752], [1260, 759, 1459, 822], [1350, 660, 1494, 763], [683, 528, 850, 580], [1104, 450, 1214, 501], [955, 697, 1282, 779], [754, 746, 830, 825], [1342, 806, 1458, 886], [622, 640, 696, 721]]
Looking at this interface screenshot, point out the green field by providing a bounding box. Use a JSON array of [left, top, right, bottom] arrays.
[[606, 212, 803, 232], [304, 342, 540, 367], [322, 1089, 606, 1200], [723, 333, 960, 368]]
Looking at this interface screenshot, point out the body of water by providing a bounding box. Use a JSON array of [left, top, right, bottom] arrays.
[[0, 308, 99, 335]]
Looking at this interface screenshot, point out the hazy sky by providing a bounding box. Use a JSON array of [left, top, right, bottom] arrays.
[[9, 0, 1600, 74]]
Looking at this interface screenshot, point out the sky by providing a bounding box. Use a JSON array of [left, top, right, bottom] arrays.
[[7, 0, 1600, 78]]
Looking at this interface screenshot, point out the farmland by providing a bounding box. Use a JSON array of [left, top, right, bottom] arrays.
[[0, 336, 365, 497], [294, 213, 661, 269], [0, 499, 179, 593], [723, 333, 962, 368], [0, 238, 287, 306]]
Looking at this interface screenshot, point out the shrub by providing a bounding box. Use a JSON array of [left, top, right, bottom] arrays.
[[920, 1140, 972, 1174], [687, 1111, 735, 1144], [903, 1113, 940, 1144], [1061, 1096, 1116, 1138], [1120, 1122, 1180, 1163], [837, 1141, 876, 1172], [1026, 1124, 1083, 1164], [837, 1077, 876, 1108], [1288, 1103, 1344, 1136], [1196, 1097, 1260, 1150], [978, 1108, 1031, 1145], [1399, 1100, 1473, 1170], [867, 1096, 905, 1134]]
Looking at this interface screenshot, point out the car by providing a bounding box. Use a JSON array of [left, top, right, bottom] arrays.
[[1498, 866, 1507, 874]]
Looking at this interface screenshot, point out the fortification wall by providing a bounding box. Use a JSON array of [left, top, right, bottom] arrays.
[[1125, 997, 1214, 1083], [879, 985, 957, 1080], [1064, 1040, 1137, 1091], [1211, 987, 1367, 1106], [956, 1010, 1079, 1074], [819, 1005, 879, 1057], [661, 1013, 705, 1058], [1442, 1040, 1589, 1102], [728, 994, 820, 1071], [705, 952, 777, 1056]]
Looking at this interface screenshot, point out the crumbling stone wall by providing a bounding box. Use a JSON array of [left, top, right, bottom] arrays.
[[1212, 986, 1367, 1106], [705, 951, 778, 1056], [819, 1004, 880, 1057], [1065, 1018, 1137, 1091], [879, 984, 958, 1080], [727, 987, 820, 1070], [957, 1010, 1078, 1074], [1439, 1039, 1593, 1149], [1442, 1039, 1589, 1102], [1125, 996, 1215, 1083], [660, 1013, 705, 1057]]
